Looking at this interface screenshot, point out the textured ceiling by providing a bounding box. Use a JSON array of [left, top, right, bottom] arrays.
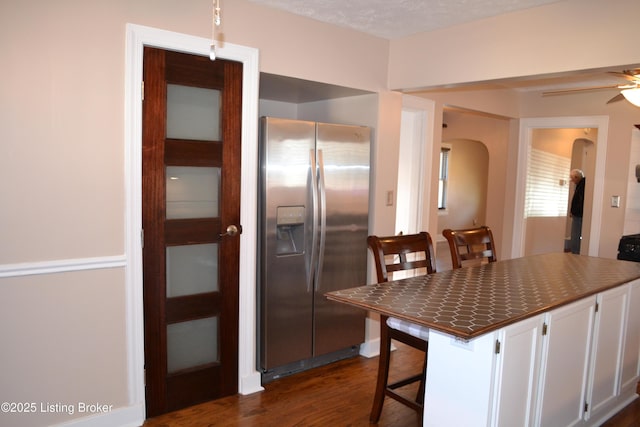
[[248, 0, 565, 39]]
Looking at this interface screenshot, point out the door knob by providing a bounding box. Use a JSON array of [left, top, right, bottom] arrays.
[[220, 224, 241, 238]]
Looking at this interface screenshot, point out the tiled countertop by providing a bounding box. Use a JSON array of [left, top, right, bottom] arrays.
[[325, 253, 640, 339]]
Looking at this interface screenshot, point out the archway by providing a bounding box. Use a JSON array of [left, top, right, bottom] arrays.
[[437, 138, 489, 232], [436, 138, 489, 270]]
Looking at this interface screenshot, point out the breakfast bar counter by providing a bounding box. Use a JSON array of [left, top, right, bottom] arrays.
[[326, 253, 640, 426], [326, 253, 640, 339]]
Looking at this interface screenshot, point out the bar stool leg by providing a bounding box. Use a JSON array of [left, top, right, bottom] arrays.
[[370, 316, 391, 423]]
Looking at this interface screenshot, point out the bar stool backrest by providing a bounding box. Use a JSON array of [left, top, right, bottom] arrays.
[[443, 226, 497, 269]]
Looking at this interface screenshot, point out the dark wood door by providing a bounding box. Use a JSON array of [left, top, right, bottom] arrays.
[[142, 47, 242, 417]]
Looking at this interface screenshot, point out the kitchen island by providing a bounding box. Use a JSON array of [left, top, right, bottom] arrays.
[[326, 253, 640, 426]]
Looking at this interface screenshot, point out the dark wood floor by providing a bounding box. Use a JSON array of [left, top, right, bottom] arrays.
[[144, 343, 422, 426], [144, 341, 640, 427]]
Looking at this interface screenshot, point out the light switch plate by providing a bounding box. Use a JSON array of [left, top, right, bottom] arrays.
[[612, 195, 621, 208]]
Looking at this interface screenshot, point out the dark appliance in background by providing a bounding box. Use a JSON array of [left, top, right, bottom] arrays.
[[618, 234, 640, 261], [258, 117, 370, 383]]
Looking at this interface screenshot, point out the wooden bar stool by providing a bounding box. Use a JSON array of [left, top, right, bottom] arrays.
[[442, 225, 497, 269], [367, 232, 437, 423]]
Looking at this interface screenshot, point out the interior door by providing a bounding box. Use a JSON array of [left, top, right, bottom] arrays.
[[142, 47, 242, 417]]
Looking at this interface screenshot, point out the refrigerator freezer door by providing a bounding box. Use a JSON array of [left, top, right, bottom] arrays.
[[313, 122, 369, 356], [259, 117, 316, 370]]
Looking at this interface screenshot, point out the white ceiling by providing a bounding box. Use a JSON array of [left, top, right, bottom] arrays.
[[248, 0, 566, 39]]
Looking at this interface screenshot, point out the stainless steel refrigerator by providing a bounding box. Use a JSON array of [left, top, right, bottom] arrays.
[[258, 117, 370, 381]]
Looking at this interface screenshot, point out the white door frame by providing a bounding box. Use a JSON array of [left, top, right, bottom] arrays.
[[400, 95, 436, 234], [512, 116, 608, 258], [124, 24, 262, 418]]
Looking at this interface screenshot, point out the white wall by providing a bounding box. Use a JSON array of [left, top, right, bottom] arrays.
[[388, 0, 640, 90], [224, 1, 391, 92], [524, 217, 566, 255]]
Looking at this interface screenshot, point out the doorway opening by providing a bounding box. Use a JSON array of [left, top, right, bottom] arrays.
[[523, 129, 596, 256], [396, 95, 435, 236], [436, 138, 489, 231], [623, 127, 640, 235], [513, 116, 608, 258]]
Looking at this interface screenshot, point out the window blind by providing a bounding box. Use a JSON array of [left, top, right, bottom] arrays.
[[525, 148, 570, 217], [438, 148, 450, 209]]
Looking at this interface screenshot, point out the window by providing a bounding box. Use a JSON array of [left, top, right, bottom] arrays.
[[438, 147, 450, 209], [525, 148, 571, 217]]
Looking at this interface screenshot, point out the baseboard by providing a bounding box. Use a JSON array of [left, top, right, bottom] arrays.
[[359, 338, 381, 358], [240, 371, 264, 395], [589, 393, 638, 426], [54, 402, 144, 427], [261, 347, 359, 383]]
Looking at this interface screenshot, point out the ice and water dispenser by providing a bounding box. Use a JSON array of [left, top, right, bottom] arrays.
[[275, 206, 305, 255]]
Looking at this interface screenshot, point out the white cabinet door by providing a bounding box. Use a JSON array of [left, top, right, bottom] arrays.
[[535, 296, 596, 427], [492, 315, 544, 427], [586, 285, 628, 419], [620, 279, 640, 393]]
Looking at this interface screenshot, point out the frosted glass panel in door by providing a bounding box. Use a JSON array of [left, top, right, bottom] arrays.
[[166, 84, 221, 141], [166, 166, 220, 219], [167, 316, 219, 373], [166, 243, 219, 297]]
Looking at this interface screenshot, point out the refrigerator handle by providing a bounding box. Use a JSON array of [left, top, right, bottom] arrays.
[[308, 149, 319, 293], [315, 149, 327, 292]]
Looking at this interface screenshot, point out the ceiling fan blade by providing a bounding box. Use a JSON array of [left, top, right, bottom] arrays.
[[542, 85, 620, 96], [606, 93, 626, 104], [608, 71, 640, 83]]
